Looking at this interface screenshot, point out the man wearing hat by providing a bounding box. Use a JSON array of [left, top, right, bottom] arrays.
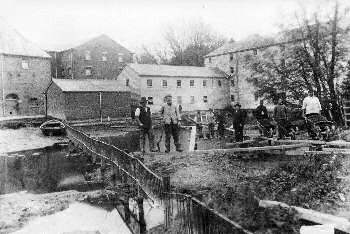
[[135, 97, 157, 153], [160, 94, 182, 153], [231, 102, 247, 142]]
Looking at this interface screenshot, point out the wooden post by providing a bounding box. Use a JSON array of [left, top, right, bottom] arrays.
[[99, 92, 102, 123], [189, 126, 196, 152], [162, 176, 171, 229], [136, 196, 147, 234]]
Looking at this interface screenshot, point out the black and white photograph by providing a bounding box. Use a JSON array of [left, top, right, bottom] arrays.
[[1, 0, 350, 233]]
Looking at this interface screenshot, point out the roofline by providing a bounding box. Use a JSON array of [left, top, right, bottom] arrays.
[[0, 52, 51, 59], [138, 74, 227, 79], [61, 90, 130, 93], [126, 64, 228, 78], [204, 37, 307, 58]]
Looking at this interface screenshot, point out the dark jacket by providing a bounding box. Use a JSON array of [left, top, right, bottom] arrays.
[[231, 109, 247, 127], [255, 105, 268, 119], [273, 104, 287, 120], [139, 106, 152, 129]]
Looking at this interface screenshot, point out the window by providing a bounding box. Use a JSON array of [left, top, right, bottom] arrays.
[[126, 79, 129, 87], [203, 80, 207, 87], [253, 49, 258, 55], [147, 97, 153, 105], [102, 52, 107, 61], [190, 80, 194, 87], [177, 96, 182, 105], [231, 79, 235, 86], [218, 80, 222, 87], [85, 51, 91, 60], [67, 67, 72, 76], [147, 79, 152, 87], [5, 93, 19, 100], [190, 96, 195, 104], [203, 96, 208, 103], [231, 95, 235, 102], [21, 60, 29, 69], [162, 80, 167, 87], [229, 53, 234, 61], [118, 53, 124, 62], [29, 97, 39, 106], [177, 80, 181, 88], [85, 67, 92, 76], [209, 57, 212, 63], [230, 67, 234, 74]]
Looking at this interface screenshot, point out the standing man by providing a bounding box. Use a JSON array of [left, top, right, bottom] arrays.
[[273, 98, 288, 139], [255, 100, 274, 136], [302, 90, 322, 117], [217, 110, 226, 139], [160, 94, 183, 153], [255, 100, 269, 120], [231, 103, 247, 142], [207, 108, 216, 139], [135, 97, 158, 153], [302, 90, 322, 139]]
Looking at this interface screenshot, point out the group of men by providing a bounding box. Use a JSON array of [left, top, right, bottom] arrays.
[[135, 90, 323, 153], [135, 94, 182, 153], [254, 90, 322, 139]]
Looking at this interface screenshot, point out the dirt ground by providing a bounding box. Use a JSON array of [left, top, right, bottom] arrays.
[[0, 127, 66, 154]]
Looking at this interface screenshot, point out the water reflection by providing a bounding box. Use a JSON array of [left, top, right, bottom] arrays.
[[0, 144, 86, 194]]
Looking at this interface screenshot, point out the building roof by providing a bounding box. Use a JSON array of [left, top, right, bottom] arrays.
[[128, 63, 227, 78], [205, 34, 277, 57], [0, 18, 51, 58], [52, 79, 129, 92], [58, 34, 133, 55]]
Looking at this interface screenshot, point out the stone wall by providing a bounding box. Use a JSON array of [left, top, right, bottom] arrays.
[[0, 55, 51, 116]]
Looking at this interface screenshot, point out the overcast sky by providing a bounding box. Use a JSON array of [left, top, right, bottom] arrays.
[[1, 0, 348, 53]]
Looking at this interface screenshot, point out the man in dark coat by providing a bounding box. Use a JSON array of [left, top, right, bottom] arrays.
[[231, 103, 247, 142], [135, 97, 158, 153], [254, 100, 274, 136]]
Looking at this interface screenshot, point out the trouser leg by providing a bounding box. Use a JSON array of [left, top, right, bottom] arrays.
[[172, 123, 181, 151], [234, 125, 244, 142], [164, 124, 171, 152], [139, 128, 146, 152], [208, 123, 214, 138], [147, 128, 156, 151]]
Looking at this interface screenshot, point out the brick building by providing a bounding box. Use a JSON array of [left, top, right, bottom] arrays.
[[0, 19, 51, 116], [48, 34, 133, 80], [46, 79, 137, 121], [117, 63, 230, 112]]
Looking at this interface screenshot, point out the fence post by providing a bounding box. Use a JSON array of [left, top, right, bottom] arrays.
[[162, 176, 171, 229], [136, 196, 147, 234], [162, 176, 170, 196]]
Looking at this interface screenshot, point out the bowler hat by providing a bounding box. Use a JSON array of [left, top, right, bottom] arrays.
[[140, 97, 147, 103], [234, 103, 241, 107]]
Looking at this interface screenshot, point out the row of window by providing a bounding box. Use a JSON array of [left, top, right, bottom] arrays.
[[84, 51, 124, 62], [145, 96, 208, 105], [146, 79, 222, 88]]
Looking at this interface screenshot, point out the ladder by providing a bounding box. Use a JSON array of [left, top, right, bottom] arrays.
[[342, 99, 350, 127]]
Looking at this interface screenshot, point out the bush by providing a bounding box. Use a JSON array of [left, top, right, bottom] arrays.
[[257, 153, 342, 208]]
